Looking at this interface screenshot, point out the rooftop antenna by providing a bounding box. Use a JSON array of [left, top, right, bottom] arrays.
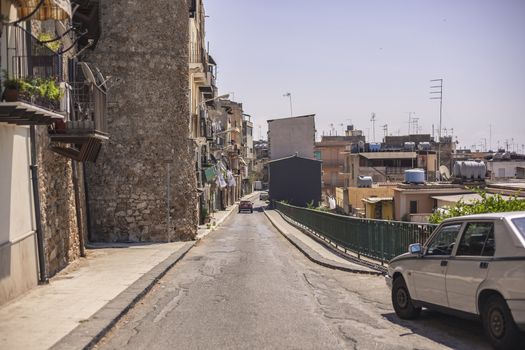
[[370, 113, 376, 142], [406, 112, 415, 135]]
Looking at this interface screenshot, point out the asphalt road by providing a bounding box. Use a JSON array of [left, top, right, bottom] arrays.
[[95, 199, 491, 350]]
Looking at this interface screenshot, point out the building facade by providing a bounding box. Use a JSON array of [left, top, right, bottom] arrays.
[[267, 114, 315, 160], [1, 0, 107, 304], [84, 0, 198, 241]]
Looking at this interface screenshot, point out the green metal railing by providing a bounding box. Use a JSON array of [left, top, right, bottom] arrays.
[[275, 202, 437, 263]]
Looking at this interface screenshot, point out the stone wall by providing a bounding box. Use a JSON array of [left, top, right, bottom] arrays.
[[37, 126, 82, 277], [85, 0, 198, 242]]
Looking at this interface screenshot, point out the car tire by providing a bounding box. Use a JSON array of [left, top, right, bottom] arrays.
[[250, 209, 253, 213], [392, 277, 421, 320], [482, 294, 525, 350]]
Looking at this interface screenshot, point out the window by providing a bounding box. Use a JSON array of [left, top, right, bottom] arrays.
[[426, 224, 462, 256], [511, 218, 525, 242], [456, 222, 495, 256], [409, 200, 418, 214]]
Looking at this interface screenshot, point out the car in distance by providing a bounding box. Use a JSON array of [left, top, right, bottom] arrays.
[[238, 200, 253, 213], [386, 212, 525, 350], [259, 191, 269, 201]]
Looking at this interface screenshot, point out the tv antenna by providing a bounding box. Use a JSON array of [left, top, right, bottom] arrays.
[[370, 113, 376, 142]]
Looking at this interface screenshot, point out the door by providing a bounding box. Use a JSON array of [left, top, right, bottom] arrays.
[[412, 223, 463, 306], [446, 222, 495, 314]]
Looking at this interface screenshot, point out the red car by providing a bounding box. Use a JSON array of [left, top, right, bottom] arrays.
[[238, 201, 253, 213]]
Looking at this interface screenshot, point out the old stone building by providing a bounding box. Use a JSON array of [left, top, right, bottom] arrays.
[[85, 0, 198, 242]]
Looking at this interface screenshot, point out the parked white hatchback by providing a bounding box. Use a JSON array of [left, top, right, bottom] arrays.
[[386, 212, 525, 349]]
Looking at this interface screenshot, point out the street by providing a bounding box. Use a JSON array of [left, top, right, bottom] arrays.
[[95, 200, 491, 350]]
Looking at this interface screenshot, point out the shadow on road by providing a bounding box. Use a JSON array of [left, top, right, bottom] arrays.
[[382, 310, 491, 349]]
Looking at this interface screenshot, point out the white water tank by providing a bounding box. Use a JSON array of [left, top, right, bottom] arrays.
[[454, 161, 486, 180], [405, 169, 425, 184], [357, 175, 373, 188]]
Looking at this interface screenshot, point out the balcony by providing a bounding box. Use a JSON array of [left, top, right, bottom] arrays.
[[49, 61, 108, 162], [0, 26, 66, 125]]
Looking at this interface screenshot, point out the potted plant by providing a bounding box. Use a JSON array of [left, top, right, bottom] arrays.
[[2, 70, 20, 102]]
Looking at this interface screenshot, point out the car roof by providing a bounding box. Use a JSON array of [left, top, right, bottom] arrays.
[[442, 211, 525, 222]]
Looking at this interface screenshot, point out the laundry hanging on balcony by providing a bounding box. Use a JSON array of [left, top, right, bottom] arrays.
[[15, 0, 72, 21], [227, 170, 236, 187]]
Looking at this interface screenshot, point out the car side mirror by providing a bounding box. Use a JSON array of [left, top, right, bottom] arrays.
[[408, 243, 423, 255]]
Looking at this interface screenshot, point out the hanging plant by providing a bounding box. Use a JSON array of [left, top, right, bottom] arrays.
[[37, 32, 61, 52]]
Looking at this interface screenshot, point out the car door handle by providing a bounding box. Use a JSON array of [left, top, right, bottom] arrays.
[[480, 262, 489, 269], [440, 260, 448, 267]]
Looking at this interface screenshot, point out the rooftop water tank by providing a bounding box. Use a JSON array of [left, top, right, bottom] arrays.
[[418, 142, 431, 151], [404, 142, 415, 151], [357, 140, 365, 152], [454, 161, 486, 180], [405, 169, 425, 184], [357, 175, 373, 188], [369, 142, 381, 152]]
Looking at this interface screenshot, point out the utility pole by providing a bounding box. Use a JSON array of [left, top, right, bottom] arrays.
[[430, 79, 443, 178], [489, 124, 492, 151], [382, 124, 388, 138], [370, 113, 376, 142], [283, 92, 293, 117]]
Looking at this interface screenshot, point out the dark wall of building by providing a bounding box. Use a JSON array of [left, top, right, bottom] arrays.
[[269, 157, 321, 207], [85, 0, 198, 242]]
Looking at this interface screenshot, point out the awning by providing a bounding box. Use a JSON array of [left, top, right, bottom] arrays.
[[16, 0, 72, 21], [362, 197, 393, 204], [204, 166, 217, 183]]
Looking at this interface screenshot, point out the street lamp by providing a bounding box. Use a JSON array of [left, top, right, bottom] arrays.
[[283, 92, 293, 117], [201, 93, 230, 106]]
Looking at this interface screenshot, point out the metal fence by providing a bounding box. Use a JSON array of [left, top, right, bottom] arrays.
[[275, 201, 437, 263]]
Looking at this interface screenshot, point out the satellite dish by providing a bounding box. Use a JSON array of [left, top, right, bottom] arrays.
[[440, 165, 451, 181], [93, 66, 109, 92], [79, 62, 97, 86], [55, 21, 73, 50]]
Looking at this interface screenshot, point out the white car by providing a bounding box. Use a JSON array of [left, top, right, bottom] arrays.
[[386, 212, 525, 350]]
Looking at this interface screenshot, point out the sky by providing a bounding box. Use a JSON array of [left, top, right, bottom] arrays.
[[205, 0, 525, 152]]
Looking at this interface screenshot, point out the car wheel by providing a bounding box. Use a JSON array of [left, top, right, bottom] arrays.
[[250, 209, 253, 213], [482, 294, 525, 350], [392, 277, 421, 320]]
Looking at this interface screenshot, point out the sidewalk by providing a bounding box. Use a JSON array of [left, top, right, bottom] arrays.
[[264, 209, 382, 275], [0, 192, 259, 350]]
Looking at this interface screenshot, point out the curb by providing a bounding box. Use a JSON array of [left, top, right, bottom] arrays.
[[264, 209, 382, 276], [51, 241, 196, 350]]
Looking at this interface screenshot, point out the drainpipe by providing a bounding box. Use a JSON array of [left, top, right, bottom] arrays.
[[29, 126, 48, 284], [82, 164, 93, 242], [71, 160, 86, 257]]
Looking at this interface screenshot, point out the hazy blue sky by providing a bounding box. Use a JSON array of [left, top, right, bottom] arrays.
[[205, 0, 525, 152]]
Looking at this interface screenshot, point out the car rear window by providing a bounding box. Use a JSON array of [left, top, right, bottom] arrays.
[[511, 218, 525, 242]]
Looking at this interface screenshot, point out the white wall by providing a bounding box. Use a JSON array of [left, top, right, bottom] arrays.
[[0, 124, 38, 305], [0, 125, 35, 244], [487, 160, 525, 179], [268, 115, 315, 160]]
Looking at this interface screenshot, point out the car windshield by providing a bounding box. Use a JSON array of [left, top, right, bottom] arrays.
[[511, 217, 525, 243]]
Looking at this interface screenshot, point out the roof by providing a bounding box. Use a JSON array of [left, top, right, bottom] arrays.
[[443, 211, 525, 221], [267, 154, 322, 164], [358, 152, 417, 160], [362, 197, 393, 204], [433, 193, 513, 204], [267, 114, 315, 123]]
